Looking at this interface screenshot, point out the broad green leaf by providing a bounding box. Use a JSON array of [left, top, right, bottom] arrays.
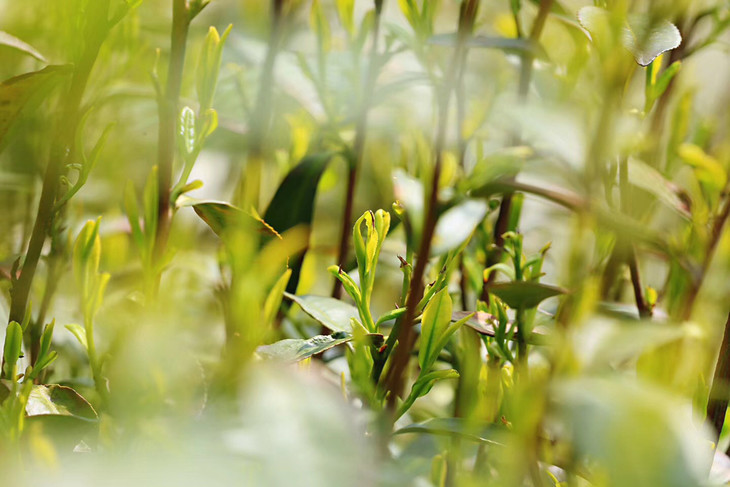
[[65, 324, 88, 350], [419, 289, 454, 371], [0, 65, 71, 150], [264, 153, 334, 293], [432, 199, 488, 255], [256, 334, 352, 362], [0, 31, 47, 62], [488, 281, 567, 309], [26, 384, 97, 421], [190, 200, 279, 238], [394, 417, 504, 445], [284, 293, 359, 334]]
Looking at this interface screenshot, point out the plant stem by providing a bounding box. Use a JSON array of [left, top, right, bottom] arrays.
[[332, 0, 385, 299], [384, 0, 477, 415], [482, 0, 553, 303], [153, 0, 190, 278], [8, 1, 111, 327]]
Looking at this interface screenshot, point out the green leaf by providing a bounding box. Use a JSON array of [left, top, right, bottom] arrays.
[[38, 320, 55, 360], [488, 281, 567, 309], [284, 293, 359, 334], [432, 199, 488, 255], [419, 289, 454, 371], [190, 200, 279, 239], [2, 321, 23, 378], [263, 269, 292, 326], [65, 324, 88, 350], [25, 384, 97, 421], [0, 65, 71, 151], [263, 153, 334, 293], [0, 31, 47, 62], [394, 417, 504, 445], [397, 369, 460, 419], [256, 334, 352, 362]]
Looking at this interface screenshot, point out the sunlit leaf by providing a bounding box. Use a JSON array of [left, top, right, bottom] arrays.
[[256, 334, 352, 362], [284, 293, 359, 334]]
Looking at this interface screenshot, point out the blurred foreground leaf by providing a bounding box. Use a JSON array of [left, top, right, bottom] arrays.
[[0, 65, 72, 150], [0, 31, 47, 62]]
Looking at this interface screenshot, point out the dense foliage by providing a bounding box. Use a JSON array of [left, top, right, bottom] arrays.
[[1, 0, 730, 485]]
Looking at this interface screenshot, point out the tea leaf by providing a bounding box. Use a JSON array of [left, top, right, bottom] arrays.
[[256, 334, 352, 362], [419, 289, 454, 371], [488, 281, 567, 309], [25, 384, 97, 421], [284, 293, 359, 334]]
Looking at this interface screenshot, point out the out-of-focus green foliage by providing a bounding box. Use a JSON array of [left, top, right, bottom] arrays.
[[1, 0, 730, 486]]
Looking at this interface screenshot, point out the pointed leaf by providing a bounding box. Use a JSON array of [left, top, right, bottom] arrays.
[[284, 293, 359, 334], [256, 334, 352, 363], [419, 289, 453, 371], [489, 281, 567, 309]]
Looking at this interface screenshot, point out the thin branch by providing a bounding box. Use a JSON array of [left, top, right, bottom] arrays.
[[152, 0, 191, 276]]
